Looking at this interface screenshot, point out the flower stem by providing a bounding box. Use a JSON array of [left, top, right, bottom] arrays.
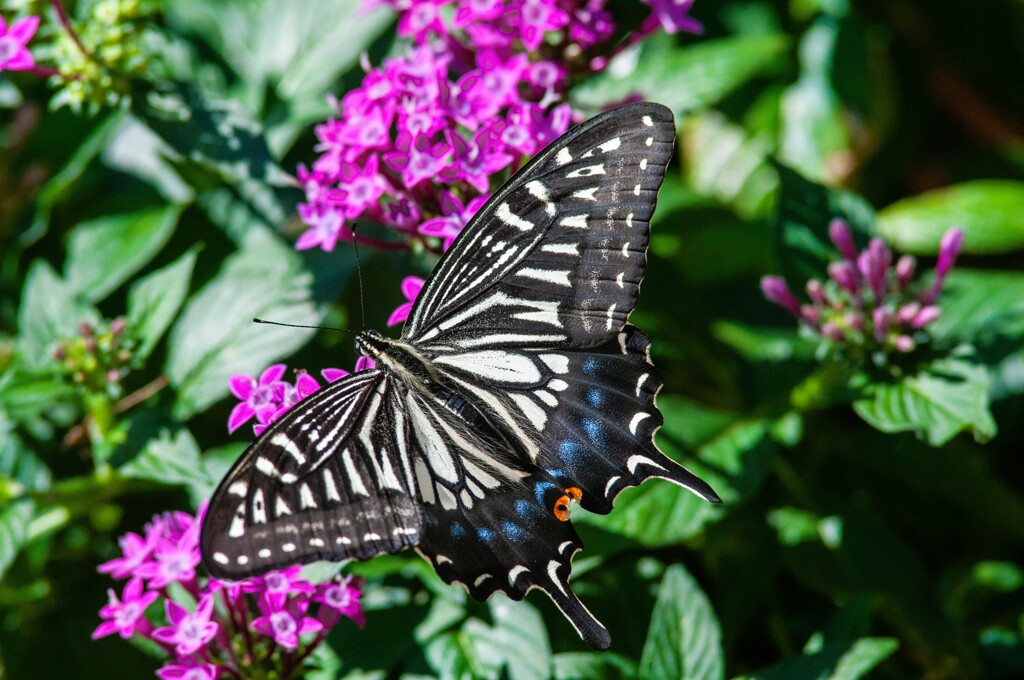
[[51, 0, 91, 58]]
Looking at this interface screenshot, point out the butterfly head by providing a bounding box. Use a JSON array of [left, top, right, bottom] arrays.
[[354, 329, 387, 360]]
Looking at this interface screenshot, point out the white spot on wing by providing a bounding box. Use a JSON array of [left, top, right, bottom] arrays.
[[228, 481, 248, 497], [517, 267, 572, 286], [548, 560, 568, 595], [270, 433, 306, 466], [555, 147, 573, 165], [627, 454, 666, 474], [558, 540, 574, 554], [541, 242, 580, 255], [508, 565, 530, 586], [509, 393, 548, 431], [534, 389, 558, 406], [599, 137, 622, 152], [616, 272, 625, 288], [496, 202, 535, 231], [636, 373, 650, 396], [629, 412, 650, 435], [567, 164, 605, 178], [540, 353, 570, 373], [633, 183, 642, 196], [258, 548, 271, 558], [622, 241, 631, 257], [560, 214, 588, 229], [548, 379, 568, 391], [572, 187, 598, 201], [213, 552, 228, 565], [342, 449, 370, 496], [604, 475, 621, 497], [606, 303, 617, 331], [323, 468, 341, 502], [434, 350, 541, 384], [642, 115, 653, 126]]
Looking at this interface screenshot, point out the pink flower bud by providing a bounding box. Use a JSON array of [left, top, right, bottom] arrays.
[[111, 316, 127, 336], [828, 261, 860, 296], [829, 218, 858, 261], [893, 335, 916, 352], [896, 302, 921, 324], [846, 312, 865, 332], [911, 305, 941, 328], [895, 255, 916, 290], [872, 307, 890, 342], [936, 227, 964, 281], [806, 279, 827, 305], [800, 305, 822, 325], [821, 322, 845, 342], [760, 276, 801, 315], [857, 249, 886, 301], [868, 238, 892, 272]]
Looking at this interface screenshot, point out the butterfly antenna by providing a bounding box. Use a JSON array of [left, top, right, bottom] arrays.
[[351, 223, 367, 331], [252, 318, 358, 336]]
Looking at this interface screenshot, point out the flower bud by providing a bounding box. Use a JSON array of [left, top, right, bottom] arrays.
[[111, 316, 127, 336], [895, 255, 916, 291], [936, 227, 964, 281], [821, 322, 845, 342], [896, 302, 921, 324], [828, 261, 860, 297], [911, 305, 941, 328], [760, 276, 801, 315], [829, 218, 858, 261], [800, 305, 822, 325], [893, 335, 916, 352], [872, 307, 890, 343], [806, 279, 827, 305]]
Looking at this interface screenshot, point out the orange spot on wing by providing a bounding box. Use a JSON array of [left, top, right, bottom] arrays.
[[553, 487, 583, 521]]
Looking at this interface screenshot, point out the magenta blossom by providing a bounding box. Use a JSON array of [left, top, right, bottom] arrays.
[[152, 595, 219, 656], [227, 364, 287, 433], [315, 576, 367, 628], [418, 191, 488, 251], [156, 662, 220, 680], [97, 530, 156, 579], [387, 276, 425, 327], [252, 596, 325, 651], [134, 523, 201, 589], [0, 15, 39, 72], [92, 577, 158, 640], [641, 0, 703, 35]]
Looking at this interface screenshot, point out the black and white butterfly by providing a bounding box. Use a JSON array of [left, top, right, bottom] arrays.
[[201, 102, 721, 650]]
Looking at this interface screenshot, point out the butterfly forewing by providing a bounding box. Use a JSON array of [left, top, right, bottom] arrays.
[[201, 371, 422, 579], [405, 103, 676, 351]]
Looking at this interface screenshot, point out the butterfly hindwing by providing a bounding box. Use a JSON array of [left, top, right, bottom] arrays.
[[405, 102, 676, 351], [201, 371, 422, 579]]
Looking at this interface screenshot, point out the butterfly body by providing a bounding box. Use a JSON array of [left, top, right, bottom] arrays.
[[201, 102, 721, 649]]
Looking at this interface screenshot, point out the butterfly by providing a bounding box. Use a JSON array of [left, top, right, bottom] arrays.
[[200, 101, 721, 650]]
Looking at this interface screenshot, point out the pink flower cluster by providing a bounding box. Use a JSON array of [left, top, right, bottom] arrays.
[[0, 14, 39, 73], [296, 0, 702, 257], [94, 504, 365, 679], [761, 220, 965, 355]]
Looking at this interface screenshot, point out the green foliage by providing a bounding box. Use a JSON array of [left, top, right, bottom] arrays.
[[2, 0, 1023, 678]]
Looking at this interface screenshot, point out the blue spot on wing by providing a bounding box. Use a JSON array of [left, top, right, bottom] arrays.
[[516, 498, 544, 520], [586, 388, 604, 408], [582, 417, 605, 444], [559, 439, 585, 465], [451, 522, 465, 538], [502, 521, 527, 542], [477, 527, 495, 542], [583, 356, 600, 375], [534, 480, 556, 505]]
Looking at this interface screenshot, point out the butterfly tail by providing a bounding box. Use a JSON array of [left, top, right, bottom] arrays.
[[656, 456, 723, 504], [541, 557, 612, 650]]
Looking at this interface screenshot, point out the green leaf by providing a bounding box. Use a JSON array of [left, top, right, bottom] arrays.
[[852, 354, 997, 446], [16, 261, 101, 369], [424, 629, 493, 680], [737, 637, 899, 680], [553, 652, 637, 680], [132, 80, 290, 186], [640, 564, 724, 680], [572, 33, 789, 117], [166, 228, 320, 419], [127, 248, 198, 360], [877, 180, 1024, 254], [773, 165, 876, 288], [475, 598, 552, 680], [0, 367, 76, 425], [118, 428, 212, 495], [0, 498, 36, 581], [65, 205, 182, 303], [0, 411, 53, 493], [680, 112, 779, 220], [778, 19, 851, 182], [28, 110, 127, 241], [930, 269, 1024, 348]]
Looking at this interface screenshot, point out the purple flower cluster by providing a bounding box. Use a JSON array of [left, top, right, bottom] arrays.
[[761, 220, 965, 355], [94, 504, 365, 679], [228, 363, 376, 436]]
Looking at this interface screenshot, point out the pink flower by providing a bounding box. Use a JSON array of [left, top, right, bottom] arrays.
[[97, 530, 157, 579], [329, 155, 389, 218], [315, 576, 366, 628], [152, 595, 219, 656], [227, 364, 287, 433], [418, 191, 488, 251], [93, 577, 158, 640], [759, 276, 800, 316], [252, 596, 324, 650], [387, 276, 425, 326], [0, 15, 39, 73], [518, 0, 570, 50], [156, 661, 220, 680], [134, 520, 201, 589], [384, 132, 453, 189], [241, 565, 316, 610], [641, 0, 702, 35], [296, 208, 347, 252]]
